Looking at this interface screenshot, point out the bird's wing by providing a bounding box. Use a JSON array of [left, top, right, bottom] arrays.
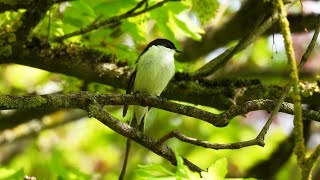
[[123, 70, 137, 117], [123, 44, 150, 117]]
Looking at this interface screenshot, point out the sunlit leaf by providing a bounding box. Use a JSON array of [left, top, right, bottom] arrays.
[[0, 167, 24, 180], [201, 158, 228, 180], [191, 0, 219, 24], [93, 0, 137, 17], [122, 19, 146, 42], [135, 164, 175, 178], [170, 13, 204, 41], [63, 1, 96, 27]]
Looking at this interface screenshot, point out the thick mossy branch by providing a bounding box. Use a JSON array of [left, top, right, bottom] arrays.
[[3, 42, 129, 89], [0, 95, 46, 108], [2, 39, 320, 110]]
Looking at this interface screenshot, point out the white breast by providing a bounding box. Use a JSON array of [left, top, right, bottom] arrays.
[[132, 45, 176, 124], [133, 45, 175, 96]]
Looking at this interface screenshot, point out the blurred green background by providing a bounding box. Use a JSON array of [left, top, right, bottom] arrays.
[[1, 0, 320, 179]]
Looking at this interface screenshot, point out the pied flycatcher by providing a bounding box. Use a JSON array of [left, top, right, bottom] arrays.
[[123, 38, 180, 130], [120, 39, 180, 180]]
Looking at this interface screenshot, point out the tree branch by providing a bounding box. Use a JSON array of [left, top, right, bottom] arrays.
[[253, 12, 320, 152], [0, 92, 203, 172], [0, 92, 320, 129], [157, 130, 264, 150], [2, 41, 320, 111], [0, 92, 320, 173], [1, 43, 130, 89]]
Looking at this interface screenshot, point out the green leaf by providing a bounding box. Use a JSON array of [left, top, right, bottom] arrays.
[[135, 164, 176, 179], [150, 1, 203, 41], [150, 5, 175, 40], [175, 152, 184, 168], [201, 158, 228, 180], [63, 1, 96, 28], [150, 1, 191, 41], [174, 152, 187, 178], [170, 13, 204, 41], [121, 19, 146, 42], [0, 167, 24, 180], [93, 0, 137, 18], [136, 164, 175, 176], [191, 0, 219, 24], [184, 166, 201, 180]]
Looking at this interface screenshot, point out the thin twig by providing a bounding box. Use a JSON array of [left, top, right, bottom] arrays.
[[156, 131, 176, 146], [256, 83, 291, 140], [304, 144, 320, 176], [298, 15, 320, 70], [157, 130, 264, 150], [126, 0, 148, 14]]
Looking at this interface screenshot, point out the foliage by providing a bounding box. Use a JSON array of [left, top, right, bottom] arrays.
[[191, 0, 219, 24], [0, 167, 24, 180], [135, 154, 229, 179], [136, 153, 256, 180], [1, 0, 320, 179]]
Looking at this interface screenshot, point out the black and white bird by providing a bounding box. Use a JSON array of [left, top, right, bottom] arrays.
[[123, 38, 180, 131], [120, 39, 180, 180]]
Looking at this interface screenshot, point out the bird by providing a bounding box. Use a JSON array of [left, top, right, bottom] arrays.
[[123, 38, 180, 131], [120, 38, 180, 179]]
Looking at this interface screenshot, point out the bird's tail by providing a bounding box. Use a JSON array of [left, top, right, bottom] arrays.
[[119, 114, 145, 180]]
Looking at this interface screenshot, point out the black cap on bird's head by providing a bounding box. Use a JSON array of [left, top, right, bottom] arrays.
[[142, 39, 181, 54]]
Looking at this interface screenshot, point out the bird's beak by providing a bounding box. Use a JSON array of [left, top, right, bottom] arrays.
[[175, 49, 182, 53]]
